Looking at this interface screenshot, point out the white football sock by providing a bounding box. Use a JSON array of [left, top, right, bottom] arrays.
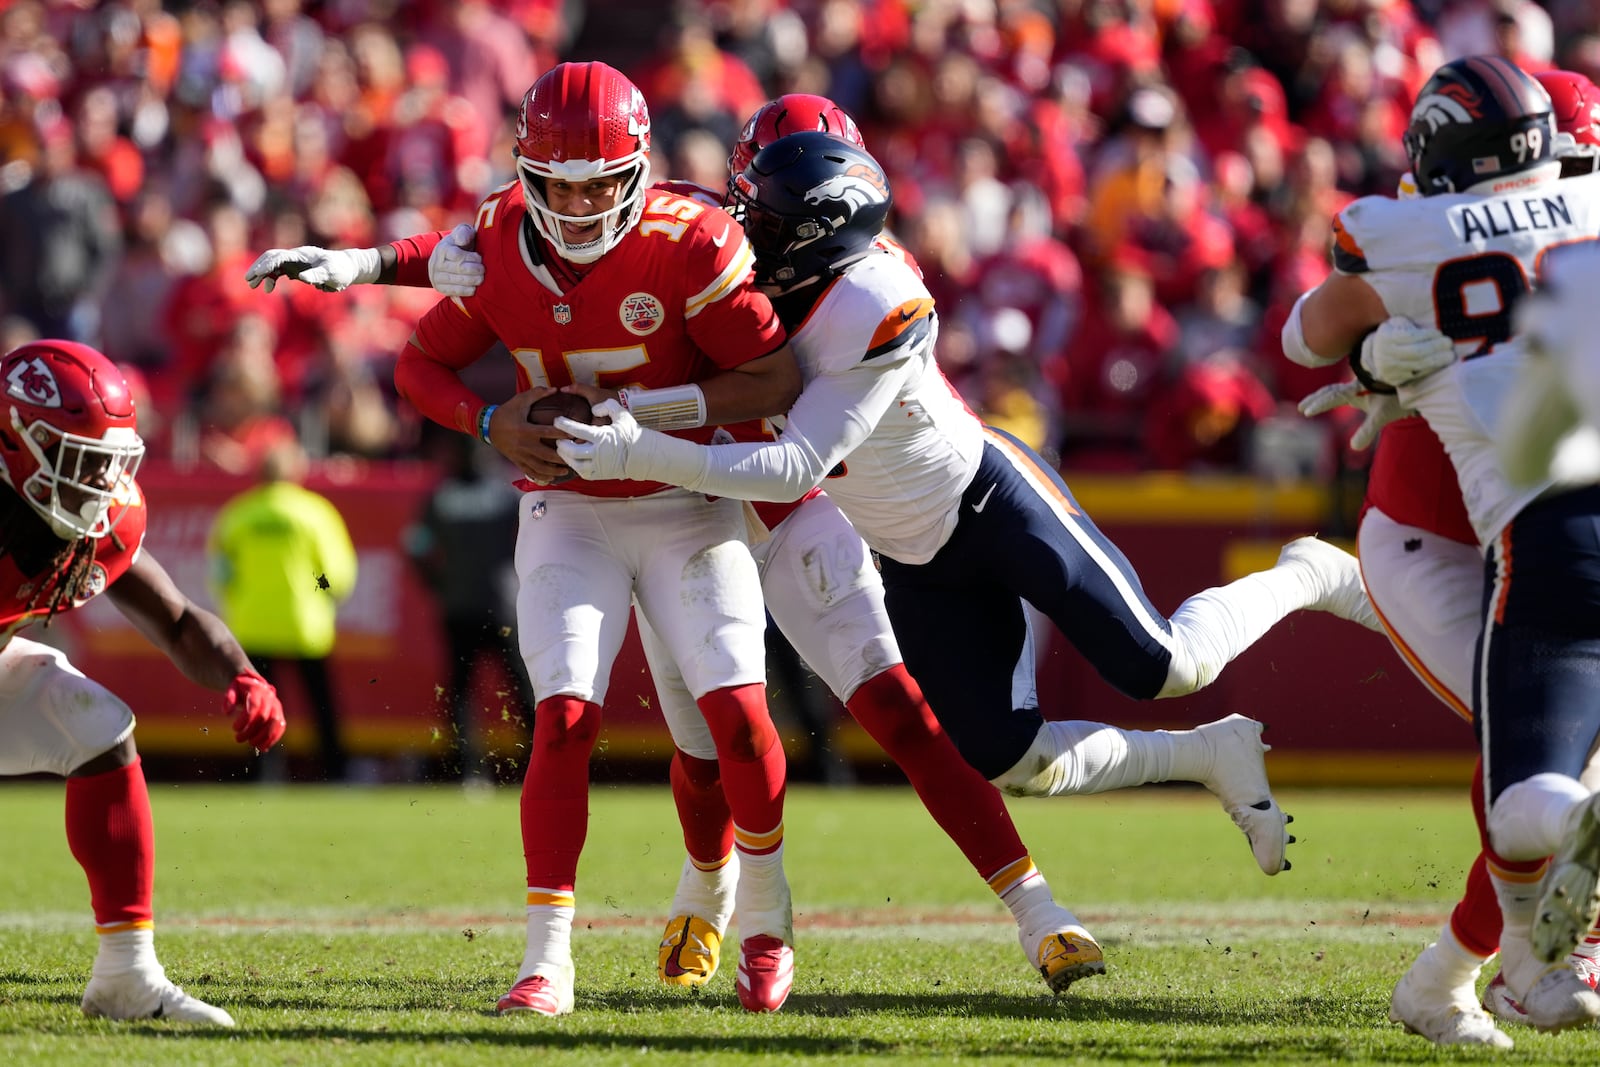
[[991, 719, 1217, 796], [1160, 569, 1311, 697], [733, 842, 792, 944], [518, 893, 575, 981], [92, 928, 159, 978], [668, 850, 737, 933]]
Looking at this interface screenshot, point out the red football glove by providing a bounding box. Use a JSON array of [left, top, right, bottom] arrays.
[[224, 672, 286, 752]]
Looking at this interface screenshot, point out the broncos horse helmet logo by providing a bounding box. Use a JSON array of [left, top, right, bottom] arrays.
[[804, 164, 889, 213], [1413, 82, 1485, 134]]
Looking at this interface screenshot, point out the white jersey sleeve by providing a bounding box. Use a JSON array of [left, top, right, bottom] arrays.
[[681, 252, 984, 563]]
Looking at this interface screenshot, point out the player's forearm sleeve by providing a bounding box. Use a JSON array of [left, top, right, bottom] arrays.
[[388, 230, 449, 288], [395, 341, 488, 435], [669, 360, 907, 501]]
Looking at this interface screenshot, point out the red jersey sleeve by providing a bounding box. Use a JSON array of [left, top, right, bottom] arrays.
[[676, 205, 787, 369], [397, 295, 502, 434], [388, 230, 448, 288]]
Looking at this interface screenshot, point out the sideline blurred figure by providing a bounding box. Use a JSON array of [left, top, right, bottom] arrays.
[[208, 436, 355, 781]]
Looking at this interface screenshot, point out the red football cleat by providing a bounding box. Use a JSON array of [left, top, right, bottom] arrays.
[[496, 971, 574, 1016], [736, 934, 794, 1012]]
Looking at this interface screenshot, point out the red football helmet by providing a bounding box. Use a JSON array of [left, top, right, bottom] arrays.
[[728, 94, 865, 176], [0, 340, 144, 539], [513, 61, 652, 264], [1536, 69, 1600, 171]]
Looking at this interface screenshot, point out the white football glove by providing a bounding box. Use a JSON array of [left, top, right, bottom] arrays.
[[428, 223, 484, 298], [244, 245, 381, 293], [1298, 380, 1407, 451], [555, 400, 705, 485], [1360, 317, 1456, 388]]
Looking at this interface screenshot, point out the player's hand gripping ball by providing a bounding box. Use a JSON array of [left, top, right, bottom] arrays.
[[527, 393, 595, 483]]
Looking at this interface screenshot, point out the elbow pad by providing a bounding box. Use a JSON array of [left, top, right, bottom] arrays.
[[1281, 292, 1341, 368]]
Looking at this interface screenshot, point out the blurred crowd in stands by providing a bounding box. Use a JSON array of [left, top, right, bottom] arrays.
[[3, 0, 1597, 480]]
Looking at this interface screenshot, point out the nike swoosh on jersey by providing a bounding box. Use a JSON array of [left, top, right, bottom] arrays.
[[972, 483, 997, 513], [712, 224, 729, 248]]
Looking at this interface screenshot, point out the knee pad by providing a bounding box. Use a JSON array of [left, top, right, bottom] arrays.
[[0, 640, 133, 777]]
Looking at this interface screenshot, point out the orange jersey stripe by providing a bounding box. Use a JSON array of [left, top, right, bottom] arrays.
[[866, 298, 935, 351], [1332, 215, 1366, 261], [1492, 527, 1514, 626], [95, 920, 155, 935]]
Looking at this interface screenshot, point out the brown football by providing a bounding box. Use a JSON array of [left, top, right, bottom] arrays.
[[527, 392, 595, 428]]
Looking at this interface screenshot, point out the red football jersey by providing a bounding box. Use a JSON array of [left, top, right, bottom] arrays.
[[1362, 416, 1476, 546], [0, 483, 147, 642], [409, 183, 786, 498]]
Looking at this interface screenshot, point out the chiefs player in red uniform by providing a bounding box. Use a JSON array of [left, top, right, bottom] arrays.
[[398, 62, 802, 1017], [0, 340, 285, 1027]]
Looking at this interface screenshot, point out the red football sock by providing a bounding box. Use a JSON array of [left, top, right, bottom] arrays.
[[521, 696, 601, 890], [847, 664, 1026, 877], [1450, 851, 1503, 958], [64, 758, 154, 930], [671, 749, 734, 866], [695, 684, 784, 847]]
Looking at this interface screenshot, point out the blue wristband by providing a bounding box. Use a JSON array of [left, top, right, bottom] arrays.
[[477, 403, 498, 445]]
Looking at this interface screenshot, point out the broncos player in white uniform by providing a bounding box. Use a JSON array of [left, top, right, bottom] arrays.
[[1292, 54, 1600, 1038], [555, 132, 1384, 961]]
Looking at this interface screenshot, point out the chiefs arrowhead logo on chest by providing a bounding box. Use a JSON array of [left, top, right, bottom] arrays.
[[619, 292, 665, 336]]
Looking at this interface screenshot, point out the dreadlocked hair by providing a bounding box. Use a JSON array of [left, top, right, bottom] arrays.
[[0, 486, 122, 625]]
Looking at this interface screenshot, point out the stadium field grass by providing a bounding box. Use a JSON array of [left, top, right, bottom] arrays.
[[4, 781, 1598, 1065]]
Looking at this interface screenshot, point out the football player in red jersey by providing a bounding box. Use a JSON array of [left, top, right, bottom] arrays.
[[248, 91, 1140, 1000], [0, 340, 285, 1027], [395, 62, 801, 1017]]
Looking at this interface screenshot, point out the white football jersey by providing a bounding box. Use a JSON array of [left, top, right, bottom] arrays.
[[778, 251, 985, 562], [1336, 170, 1600, 545], [675, 250, 985, 563]]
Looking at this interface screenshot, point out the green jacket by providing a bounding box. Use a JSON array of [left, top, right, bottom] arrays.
[[207, 482, 357, 658]]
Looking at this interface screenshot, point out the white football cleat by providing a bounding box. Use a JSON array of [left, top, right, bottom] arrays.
[[1388, 962, 1512, 1048], [1514, 963, 1600, 1032], [1535, 793, 1600, 965], [1194, 714, 1293, 875], [1483, 953, 1600, 1025], [81, 970, 235, 1026], [1276, 536, 1382, 632]]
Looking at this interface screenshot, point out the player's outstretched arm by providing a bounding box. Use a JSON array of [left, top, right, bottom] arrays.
[[244, 243, 390, 293], [106, 550, 286, 751], [245, 226, 479, 294]]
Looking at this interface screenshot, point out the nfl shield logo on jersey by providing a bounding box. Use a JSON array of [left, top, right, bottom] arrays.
[[619, 293, 665, 336], [553, 303, 572, 325]]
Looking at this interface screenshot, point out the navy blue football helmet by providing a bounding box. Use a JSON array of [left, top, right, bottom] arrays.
[[725, 131, 893, 293], [1403, 55, 1556, 196]]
